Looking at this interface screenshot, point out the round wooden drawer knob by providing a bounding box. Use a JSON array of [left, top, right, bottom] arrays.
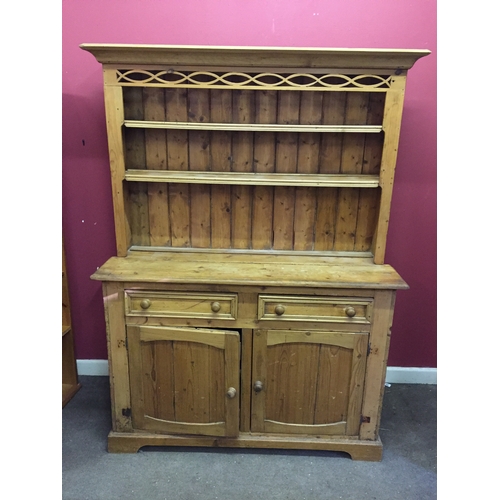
[[226, 387, 237, 399], [211, 301, 221, 313], [345, 306, 356, 318], [274, 304, 286, 316], [140, 299, 151, 310]]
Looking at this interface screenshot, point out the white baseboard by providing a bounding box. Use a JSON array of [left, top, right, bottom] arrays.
[[77, 360, 436, 384], [386, 367, 437, 385], [77, 359, 109, 376]]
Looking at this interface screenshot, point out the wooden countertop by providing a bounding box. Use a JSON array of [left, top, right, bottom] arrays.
[[91, 250, 408, 290]]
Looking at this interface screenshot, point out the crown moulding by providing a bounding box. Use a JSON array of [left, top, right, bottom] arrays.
[[80, 43, 431, 70]]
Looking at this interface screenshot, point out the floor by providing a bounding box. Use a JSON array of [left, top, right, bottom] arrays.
[[62, 376, 436, 500]]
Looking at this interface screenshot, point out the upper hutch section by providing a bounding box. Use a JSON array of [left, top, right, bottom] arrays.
[[81, 44, 429, 263]]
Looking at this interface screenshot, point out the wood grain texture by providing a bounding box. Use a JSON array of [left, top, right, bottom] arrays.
[[143, 87, 171, 246], [273, 92, 300, 249], [210, 89, 232, 248], [103, 282, 132, 431], [373, 76, 406, 263], [354, 92, 385, 251], [188, 89, 211, 247], [360, 290, 396, 440], [91, 252, 408, 289], [252, 329, 369, 436], [314, 92, 346, 250], [334, 93, 370, 251], [252, 90, 277, 249], [231, 90, 254, 248], [103, 82, 130, 255], [294, 91, 322, 250], [165, 88, 191, 247], [128, 325, 240, 437], [107, 431, 384, 461], [87, 45, 422, 459]]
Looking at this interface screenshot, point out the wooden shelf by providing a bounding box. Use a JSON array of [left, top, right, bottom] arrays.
[[123, 120, 383, 134], [62, 325, 71, 337], [124, 170, 380, 188]]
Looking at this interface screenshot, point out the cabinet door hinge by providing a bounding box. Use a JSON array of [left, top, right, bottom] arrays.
[[367, 342, 371, 356]]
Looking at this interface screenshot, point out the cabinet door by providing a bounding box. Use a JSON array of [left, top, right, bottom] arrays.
[[251, 329, 368, 436], [127, 325, 240, 437]]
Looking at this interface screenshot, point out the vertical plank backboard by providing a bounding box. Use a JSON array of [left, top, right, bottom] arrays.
[[334, 93, 370, 251], [314, 92, 346, 250], [354, 92, 385, 251], [273, 92, 300, 250], [143, 88, 171, 246], [252, 90, 277, 249], [231, 90, 254, 249], [123, 88, 150, 246], [210, 89, 233, 248], [294, 91, 323, 250], [165, 88, 191, 247], [188, 89, 211, 247]]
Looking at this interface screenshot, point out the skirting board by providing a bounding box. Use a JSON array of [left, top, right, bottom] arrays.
[[76, 360, 437, 385]]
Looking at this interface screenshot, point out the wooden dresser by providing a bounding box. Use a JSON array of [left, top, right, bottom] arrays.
[[82, 44, 429, 460]]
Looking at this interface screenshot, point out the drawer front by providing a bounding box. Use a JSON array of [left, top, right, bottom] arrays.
[[258, 295, 372, 324], [125, 291, 238, 320]]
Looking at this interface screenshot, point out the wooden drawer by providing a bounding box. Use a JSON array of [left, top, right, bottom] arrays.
[[125, 291, 238, 320], [257, 295, 372, 324]]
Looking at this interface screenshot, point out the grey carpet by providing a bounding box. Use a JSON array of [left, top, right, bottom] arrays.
[[63, 376, 436, 500]]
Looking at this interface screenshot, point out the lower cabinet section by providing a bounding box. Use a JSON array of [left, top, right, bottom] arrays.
[[100, 283, 399, 461], [126, 325, 369, 440]]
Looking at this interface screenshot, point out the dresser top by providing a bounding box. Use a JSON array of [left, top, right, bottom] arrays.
[[91, 251, 408, 290], [80, 43, 430, 70]]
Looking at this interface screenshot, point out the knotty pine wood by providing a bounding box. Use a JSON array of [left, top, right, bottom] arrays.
[[84, 45, 429, 460], [128, 325, 240, 437], [107, 431, 384, 461], [102, 282, 133, 432], [91, 251, 408, 289], [119, 87, 385, 254], [251, 329, 368, 436]]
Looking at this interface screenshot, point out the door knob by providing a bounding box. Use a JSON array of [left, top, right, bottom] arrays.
[[253, 381, 263, 393], [226, 387, 237, 399]]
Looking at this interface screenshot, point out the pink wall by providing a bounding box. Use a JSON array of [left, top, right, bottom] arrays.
[[62, 0, 436, 367]]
